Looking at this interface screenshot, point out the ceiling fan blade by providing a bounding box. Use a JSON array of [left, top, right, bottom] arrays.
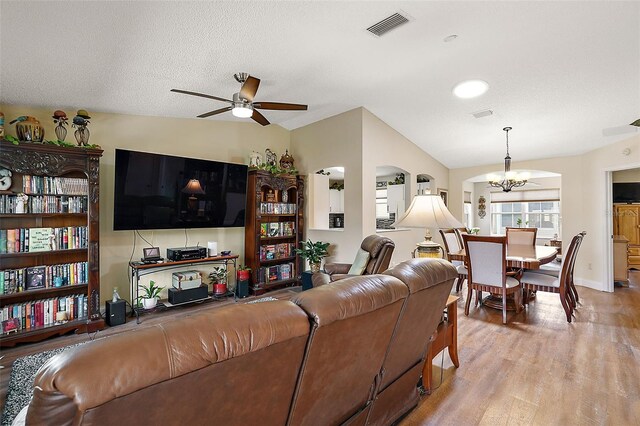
[[253, 101, 308, 111], [171, 89, 232, 103], [197, 106, 232, 118], [251, 109, 270, 126], [239, 76, 260, 102]]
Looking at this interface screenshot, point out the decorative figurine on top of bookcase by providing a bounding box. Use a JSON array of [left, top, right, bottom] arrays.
[[52, 110, 69, 141], [279, 150, 294, 171], [265, 148, 277, 166], [9, 116, 45, 142], [0, 168, 12, 191], [72, 109, 91, 146], [249, 150, 263, 167]]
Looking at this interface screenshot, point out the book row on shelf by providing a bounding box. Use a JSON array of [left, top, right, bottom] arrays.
[[259, 243, 295, 261], [0, 194, 88, 214], [1, 294, 88, 334], [260, 221, 296, 238], [259, 202, 297, 215], [0, 226, 88, 254], [257, 262, 295, 284], [21, 175, 88, 196], [1, 261, 88, 295]]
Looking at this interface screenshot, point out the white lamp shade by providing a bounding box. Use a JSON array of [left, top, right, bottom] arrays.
[[392, 194, 463, 229]]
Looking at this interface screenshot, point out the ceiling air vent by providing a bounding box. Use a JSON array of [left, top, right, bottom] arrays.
[[472, 109, 493, 119], [366, 12, 410, 37]]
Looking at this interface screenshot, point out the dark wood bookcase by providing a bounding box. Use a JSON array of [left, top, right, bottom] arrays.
[[244, 170, 304, 295], [0, 140, 104, 347]]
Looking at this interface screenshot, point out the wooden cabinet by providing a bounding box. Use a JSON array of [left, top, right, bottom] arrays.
[[0, 140, 104, 347], [613, 236, 629, 284], [613, 204, 640, 270], [244, 170, 304, 295], [329, 189, 344, 213]]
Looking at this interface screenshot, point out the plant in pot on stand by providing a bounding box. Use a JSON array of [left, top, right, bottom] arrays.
[[237, 265, 251, 282], [209, 267, 228, 295], [294, 239, 330, 273], [138, 280, 164, 310]]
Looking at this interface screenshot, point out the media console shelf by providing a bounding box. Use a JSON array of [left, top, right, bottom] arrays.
[[129, 254, 238, 323]]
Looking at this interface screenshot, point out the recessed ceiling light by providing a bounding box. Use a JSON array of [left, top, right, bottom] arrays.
[[453, 80, 489, 99], [443, 35, 458, 42]]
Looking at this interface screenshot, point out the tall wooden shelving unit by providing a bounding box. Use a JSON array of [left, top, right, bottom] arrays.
[[0, 140, 104, 347], [244, 170, 304, 295]]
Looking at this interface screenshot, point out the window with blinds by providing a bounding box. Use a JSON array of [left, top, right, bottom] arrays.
[[490, 189, 560, 238]]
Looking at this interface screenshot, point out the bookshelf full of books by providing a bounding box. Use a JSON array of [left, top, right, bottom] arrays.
[[244, 169, 304, 295], [0, 139, 104, 347]]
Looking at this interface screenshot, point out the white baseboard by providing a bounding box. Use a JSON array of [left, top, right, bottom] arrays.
[[574, 277, 607, 292]]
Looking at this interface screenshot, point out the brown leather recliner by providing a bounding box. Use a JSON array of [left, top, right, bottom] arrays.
[[289, 274, 408, 425], [367, 258, 457, 425], [27, 301, 310, 426], [312, 235, 395, 286]]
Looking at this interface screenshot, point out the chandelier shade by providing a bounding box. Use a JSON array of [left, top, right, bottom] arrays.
[[488, 127, 527, 192]]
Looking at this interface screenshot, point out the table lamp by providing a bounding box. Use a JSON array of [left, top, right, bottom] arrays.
[[392, 194, 464, 258]]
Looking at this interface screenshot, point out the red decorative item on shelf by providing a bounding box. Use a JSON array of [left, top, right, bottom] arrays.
[[214, 282, 227, 295], [237, 269, 251, 281]]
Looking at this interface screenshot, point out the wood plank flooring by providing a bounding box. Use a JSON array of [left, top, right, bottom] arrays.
[[1, 274, 638, 425], [402, 271, 640, 426]]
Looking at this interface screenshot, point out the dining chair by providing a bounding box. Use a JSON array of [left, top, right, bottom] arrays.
[[462, 235, 523, 324], [506, 227, 537, 245], [454, 227, 469, 246], [519, 232, 585, 322], [439, 229, 467, 292], [530, 231, 586, 308]]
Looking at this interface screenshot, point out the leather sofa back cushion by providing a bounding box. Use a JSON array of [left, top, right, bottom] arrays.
[[289, 275, 408, 425], [28, 301, 309, 420]]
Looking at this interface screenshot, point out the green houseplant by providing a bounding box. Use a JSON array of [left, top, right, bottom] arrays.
[[138, 280, 164, 309], [237, 265, 251, 282], [294, 239, 330, 273], [209, 267, 228, 295]]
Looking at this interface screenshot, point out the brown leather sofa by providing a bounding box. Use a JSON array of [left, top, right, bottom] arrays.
[[26, 259, 456, 426], [312, 235, 395, 286]]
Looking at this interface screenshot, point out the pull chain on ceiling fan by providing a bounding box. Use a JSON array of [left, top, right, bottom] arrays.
[[171, 73, 308, 126]]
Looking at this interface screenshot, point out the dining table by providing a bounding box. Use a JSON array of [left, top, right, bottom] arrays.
[[448, 244, 558, 311]]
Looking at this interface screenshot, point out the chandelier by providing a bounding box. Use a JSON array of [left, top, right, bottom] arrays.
[[488, 127, 527, 192]]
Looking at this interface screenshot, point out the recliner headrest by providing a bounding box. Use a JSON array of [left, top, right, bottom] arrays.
[[361, 235, 394, 258]]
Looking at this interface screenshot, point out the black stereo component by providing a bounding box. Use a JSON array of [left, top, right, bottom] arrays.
[[105, 300, 126, 326], [168, 286, 209, 305], [236, 279, 249, 298], [166, 246, 207, 261]]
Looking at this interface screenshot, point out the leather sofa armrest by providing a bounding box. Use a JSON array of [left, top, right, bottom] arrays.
[[311, 272, 331, 287], [324, 263, 352, 275]]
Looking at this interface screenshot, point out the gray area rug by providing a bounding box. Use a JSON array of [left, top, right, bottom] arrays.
[[1, 343, 83, 426], [247, 296, 278, 304]]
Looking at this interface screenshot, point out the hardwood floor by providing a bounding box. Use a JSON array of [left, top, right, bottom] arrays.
[[1, 274, 638, 425], [402, 271, 640, 426]]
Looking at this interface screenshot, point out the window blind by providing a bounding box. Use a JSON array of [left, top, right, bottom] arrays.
[[490, 188, 560, 203]]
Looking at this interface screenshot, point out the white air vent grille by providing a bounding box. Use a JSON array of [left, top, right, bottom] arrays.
[[367, 13, 410, 37], [472, 109, 493, 119]]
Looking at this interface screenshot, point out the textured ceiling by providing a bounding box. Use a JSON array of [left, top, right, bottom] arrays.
[[1, 1, 638, 168]]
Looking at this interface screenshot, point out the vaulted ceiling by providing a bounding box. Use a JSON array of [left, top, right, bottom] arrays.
[[1, 1, 638, 168]]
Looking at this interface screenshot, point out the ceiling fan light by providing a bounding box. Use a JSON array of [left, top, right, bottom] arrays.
[[453, 80, 489, 99], [232, 104, 253, 118]]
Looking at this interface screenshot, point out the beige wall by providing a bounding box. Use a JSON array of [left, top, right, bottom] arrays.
[[361, 109, 451, 266], [450, 134, 640, 291], [290, 108, 364, 265], [1, 104, 290, 303]]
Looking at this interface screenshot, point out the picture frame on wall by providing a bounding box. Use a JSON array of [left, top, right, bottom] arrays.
[[437, 188, 448, 207]]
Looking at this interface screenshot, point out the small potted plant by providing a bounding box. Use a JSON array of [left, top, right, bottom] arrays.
[[138, 280, 164, 310], [294, 239, 330, 273], [209, 267, 228, 295], [237, 265, 251, 282]]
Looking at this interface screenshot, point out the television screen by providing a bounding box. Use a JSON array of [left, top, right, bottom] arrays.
[[613, 182, 640, 204], [113, 149, 248, 230]]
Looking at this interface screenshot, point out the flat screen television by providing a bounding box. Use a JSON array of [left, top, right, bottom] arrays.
[[113, 149, 248, 230], [613, 182, 640, 204]]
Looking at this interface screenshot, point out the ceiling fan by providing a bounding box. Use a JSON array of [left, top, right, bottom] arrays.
[[171, 73, 308, 126]]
